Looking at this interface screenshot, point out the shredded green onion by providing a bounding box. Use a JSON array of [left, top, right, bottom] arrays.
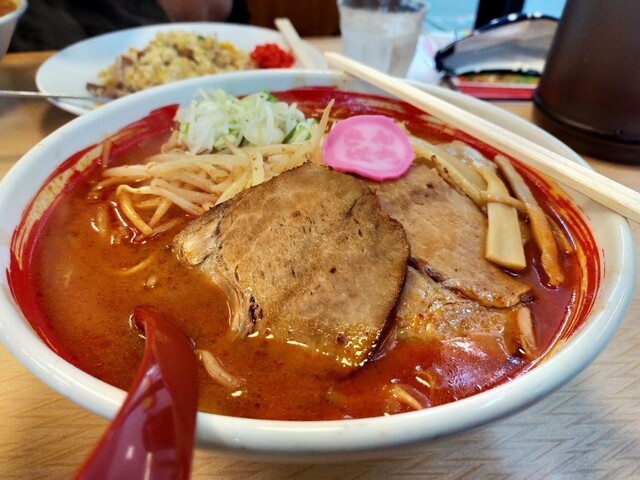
[[175, 89, 316, 154]]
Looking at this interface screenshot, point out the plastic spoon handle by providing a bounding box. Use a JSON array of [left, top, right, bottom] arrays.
[[73, 307, 199, 480]]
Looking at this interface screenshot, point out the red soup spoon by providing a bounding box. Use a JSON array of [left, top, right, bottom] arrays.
[[73, 306, 199, 480]]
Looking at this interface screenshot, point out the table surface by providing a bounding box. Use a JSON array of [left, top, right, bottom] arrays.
[[1, 39, 639, 480]]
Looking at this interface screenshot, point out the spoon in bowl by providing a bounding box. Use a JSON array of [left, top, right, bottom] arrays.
[[73, 306, 199, 480]]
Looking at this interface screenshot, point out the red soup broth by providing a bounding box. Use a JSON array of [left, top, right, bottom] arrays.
[[8, 88, 599, 420]]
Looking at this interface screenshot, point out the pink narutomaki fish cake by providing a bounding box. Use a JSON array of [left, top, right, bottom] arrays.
[[322, 115, 414, 181]]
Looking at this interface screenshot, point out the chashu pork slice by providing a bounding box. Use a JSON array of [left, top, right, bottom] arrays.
[[173, 163, 410, 373], [397, 266, 527, 351], [395, 266, 536, 403], [367, 163, 530, 308]]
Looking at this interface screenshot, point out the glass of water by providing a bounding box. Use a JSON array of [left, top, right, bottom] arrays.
[[337, 0, 428, 77]]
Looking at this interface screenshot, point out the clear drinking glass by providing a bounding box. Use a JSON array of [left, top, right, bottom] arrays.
[[337, 0, 428, 77]]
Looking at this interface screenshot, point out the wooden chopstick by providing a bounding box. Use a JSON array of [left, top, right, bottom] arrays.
[[274, 17, 318, 69], [324, 52, 640, 224]]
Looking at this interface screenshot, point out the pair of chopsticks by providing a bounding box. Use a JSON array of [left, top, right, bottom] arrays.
[[276, 19, 640, 223], [323, 53, 640, 224], [328, 53, 640, 224]]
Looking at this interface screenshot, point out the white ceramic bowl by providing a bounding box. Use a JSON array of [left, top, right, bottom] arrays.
[[0, 71, 635, 461], [0, 0, 26, 60]]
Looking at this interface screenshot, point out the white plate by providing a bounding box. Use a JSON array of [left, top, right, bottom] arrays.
[[35, 22, 327, 116]]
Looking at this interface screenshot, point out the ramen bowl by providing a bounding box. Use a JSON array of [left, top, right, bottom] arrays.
[[0, 0, 25, 60], [0, 70, 634, 461]]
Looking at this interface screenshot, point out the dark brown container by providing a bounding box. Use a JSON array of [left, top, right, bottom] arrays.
[[532, 0, 640, 163]]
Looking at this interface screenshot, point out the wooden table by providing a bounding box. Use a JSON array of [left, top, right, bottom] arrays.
[[1, 44, 639, 480]]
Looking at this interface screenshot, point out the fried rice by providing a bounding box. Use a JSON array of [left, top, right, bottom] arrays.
[[87, 31, 255, 99]]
